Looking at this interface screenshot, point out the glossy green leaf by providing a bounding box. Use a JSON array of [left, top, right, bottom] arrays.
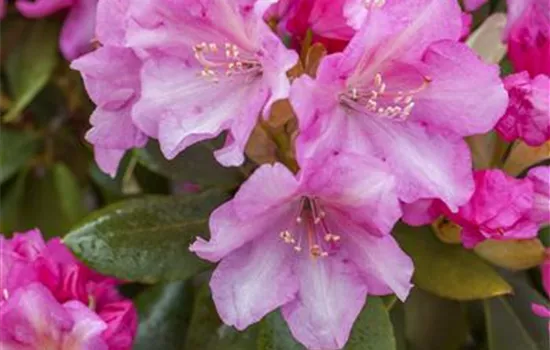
[[404, 289, 468, 350], [393, 224, 512, 300], [0, 129, 38, 184], [257, 297, 395, 350], [185, 284, 258, 350], [64, 190, 228, 283], [3, 19, 59, 122], [133, 282, 194, 350], [135, 139, 245, 189]]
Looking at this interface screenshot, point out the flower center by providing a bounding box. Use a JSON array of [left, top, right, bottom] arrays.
[[193, 41, 262, 82], [279, 197, 341, 258], [340, 72, 431, 121]]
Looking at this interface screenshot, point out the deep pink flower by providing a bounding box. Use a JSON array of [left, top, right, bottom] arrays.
[[505, 0, 550, 76], [495, 72, 550, 147], [532, 250, 550, 321], [290, 0, 508, 211], [191, 153, 413, 349], [16, 0, 97, 60], [0, 229, 138, 350], [526, 166, 550, 225], [0, 283, 108, 349], [123, 0, 298, 167], [445, 170, 538, 248]]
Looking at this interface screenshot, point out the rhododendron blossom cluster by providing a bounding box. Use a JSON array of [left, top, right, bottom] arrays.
[[49, 0, 550, 348], [0, 230, 137, 349]]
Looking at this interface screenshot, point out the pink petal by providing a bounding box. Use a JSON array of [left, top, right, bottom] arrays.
[[62, 301, 108, 350], [98, 301, 138, 350], [94, 148, 126, 177], [362, 119, 474, 211], [496, 73, 550, 147], [209, 234, 298, 330], [96, 0, 130, 46], [412, 40, 508, 136], [8, 229, 46, 259], [233, 163, 299, 220], [59, 0, 97, 60], [0, 283, 73, 347], [527, 166, 550, 225], [190, 200, 294, 262], [281, 255, 367, 350], [300, 152, 401, 236], [401, 199, 441, 226], [463, 0, 488, 11], [16, 0, 73, 18], [341, 221, 414, 301], [531, 303, 550, 318]]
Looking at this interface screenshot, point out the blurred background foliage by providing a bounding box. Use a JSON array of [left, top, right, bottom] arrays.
[[0, 0, 549, 349]]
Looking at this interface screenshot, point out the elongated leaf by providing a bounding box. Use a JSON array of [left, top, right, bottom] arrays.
[[64, 190, 228, 283], [257, 297, 395, 350], [135, 139, 245, 189], [3, 19, 59, 122], [474, 238, 545, 270], [393, 224, 512, 300], [133, 282, 194, 350], [185, 284, 258, 350], [0, 129, 38, 184], [484, 297, 539, 350], [404, 289, 468, 350]]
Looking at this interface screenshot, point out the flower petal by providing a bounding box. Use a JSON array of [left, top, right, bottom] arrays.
[[281, 255, 367, 350], [16, 0, 72, 18], [412, 40, 508, 136], [59, 0, 97, 60], [362, 118, 474, 211], [190, 200, 293, 262], [209, 234, 298, 330], [93, 148, 126, 177], [62, 301, 109, 350]]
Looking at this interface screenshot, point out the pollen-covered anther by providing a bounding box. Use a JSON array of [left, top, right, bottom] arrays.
[[280, 230, 296, 244], [310, 245, 329, 258], [363, 0, 386, 9], [324, 233, 341, 242]]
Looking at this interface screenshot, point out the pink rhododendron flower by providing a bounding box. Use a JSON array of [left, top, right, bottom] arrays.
[[445, 170, 538, 248], [532, 249, 550, 322], [71, 0, 147, 176], [0, 229, 138, 350], [191, 153, 413, 349], [124, 0, 298, 167], [526, 166, 550, 225], [505, 0, 550, 76], [16, 0, 97, 60], [496, 72, 550, 146], [290, 0, 508, 211]]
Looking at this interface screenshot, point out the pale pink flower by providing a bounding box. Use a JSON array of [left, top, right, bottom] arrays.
[[0, 230, 138, 350], [505, 0, 550, 76], [290, 0, 508, 211], [191, 153, 413, 349], [71, 0, 147, 176], [125, 0, 298, 167], [496, 72, 550, 146], [16, 0, 98, 60], [444, 170, 538, 248]]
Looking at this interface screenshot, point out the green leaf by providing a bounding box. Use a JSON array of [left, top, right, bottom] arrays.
[[3, 19, 59, 122], [185, 284, 258, 350], [1, 163, 86, 237], [257, 297, 395, 350], [133, 281, 194, 350], [484, 297, 540, 350], [64, 190, 229, 283], [0, 128, 38, 184], [135, 138, 245, 189], [393, 224, 512, 300], [404, 289, 468, 350]]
